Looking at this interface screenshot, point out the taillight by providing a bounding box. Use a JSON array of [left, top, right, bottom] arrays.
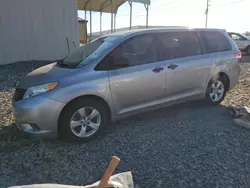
[[234, 51, 242, 59]]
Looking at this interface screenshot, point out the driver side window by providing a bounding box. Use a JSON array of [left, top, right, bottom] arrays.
[[120, 34, 157, 67], [96, 34, 158, 70], [231, 33, 245, 40]]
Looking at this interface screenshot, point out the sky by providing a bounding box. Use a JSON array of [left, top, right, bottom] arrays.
[[78, 0, 250, 34]]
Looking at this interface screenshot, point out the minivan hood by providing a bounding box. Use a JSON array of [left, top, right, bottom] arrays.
[[17, 62, 74, 89]]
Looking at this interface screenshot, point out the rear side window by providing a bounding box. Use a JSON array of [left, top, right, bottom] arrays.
[[157, 31, 202, 61], [200, 31, 232, 53], [228, 33, 246, 40]]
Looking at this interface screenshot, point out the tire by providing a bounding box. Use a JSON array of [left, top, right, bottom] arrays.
[[205, 76, 227, 105], [59, 99, 109, 141], [246, 46, 250, 55]]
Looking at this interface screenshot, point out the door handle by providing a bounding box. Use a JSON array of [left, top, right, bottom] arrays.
[[167, 64, 178, 70], [152, 67, 164, 73]]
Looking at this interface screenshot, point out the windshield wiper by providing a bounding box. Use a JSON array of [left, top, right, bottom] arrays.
[[57, 56, 67, 65], [56, 57, 72, 68], [57, 63, 69, 68]]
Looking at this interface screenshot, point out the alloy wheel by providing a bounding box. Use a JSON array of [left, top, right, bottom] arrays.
[[70, 107, 101, 138], [209, 80, 225, 102]]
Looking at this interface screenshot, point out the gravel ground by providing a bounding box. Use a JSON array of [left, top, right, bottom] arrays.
[[1, 61, 250, 188]]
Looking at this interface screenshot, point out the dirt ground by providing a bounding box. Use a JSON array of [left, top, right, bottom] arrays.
[[0, 60, 250, 188]]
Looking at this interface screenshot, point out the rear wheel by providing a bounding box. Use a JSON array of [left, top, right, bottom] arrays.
[[60, 99, 109, 141], [247, 46, 250, 54], [205, 77, 227, 105]]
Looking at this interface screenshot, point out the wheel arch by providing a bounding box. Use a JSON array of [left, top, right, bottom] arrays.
[[57, 95, 112, 135], [209, 72, 230, 91]]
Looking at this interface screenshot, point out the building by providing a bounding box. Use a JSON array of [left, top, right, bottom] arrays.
[[0, 0, 150, 65], [0, 0, 79, 65], [78, 18, 88, 44]]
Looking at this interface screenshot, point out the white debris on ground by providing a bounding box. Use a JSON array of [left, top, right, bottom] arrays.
[[9, 172, 134, 188]]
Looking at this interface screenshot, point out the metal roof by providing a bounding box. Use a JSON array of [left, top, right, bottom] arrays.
[[103, 27, 225, 38], [78, 0, 150, 13]]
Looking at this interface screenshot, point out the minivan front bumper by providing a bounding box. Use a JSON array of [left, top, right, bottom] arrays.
[[12, 95, 65, 139]]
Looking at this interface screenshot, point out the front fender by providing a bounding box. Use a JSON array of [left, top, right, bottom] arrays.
[[44, 71, 114, 116]]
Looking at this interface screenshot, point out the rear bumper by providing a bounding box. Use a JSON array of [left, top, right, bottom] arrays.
[[12, 96, 65, 139]]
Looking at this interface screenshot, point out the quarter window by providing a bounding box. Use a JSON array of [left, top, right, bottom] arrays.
[[200, 31, 232, 53]]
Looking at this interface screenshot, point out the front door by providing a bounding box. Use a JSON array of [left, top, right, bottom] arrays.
[[107, 34, 166, 115]]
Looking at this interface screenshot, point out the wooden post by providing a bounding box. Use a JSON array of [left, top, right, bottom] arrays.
[[98, 156, 120, 188]]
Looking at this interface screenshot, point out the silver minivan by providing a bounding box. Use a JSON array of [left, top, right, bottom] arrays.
[[12, 28, 241, 140]]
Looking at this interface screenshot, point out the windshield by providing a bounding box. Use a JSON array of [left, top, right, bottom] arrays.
[[59, 36, 117, 68]]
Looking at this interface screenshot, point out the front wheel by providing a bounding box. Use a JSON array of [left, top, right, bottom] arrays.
[[205, 78, 227, 105], [60, 99, 109, 141]]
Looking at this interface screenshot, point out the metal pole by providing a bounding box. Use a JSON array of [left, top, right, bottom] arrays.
[[144, 4, 149, 28], [90, 0, 92, 40], [114, 13, 116, 32], [129, 1, 132, 30], [111, 13, 113, 33], [111, 0, 113, 33], [205, 0, 211, 28], [100, 12, 102, 36], [84, 0, 87, 20]]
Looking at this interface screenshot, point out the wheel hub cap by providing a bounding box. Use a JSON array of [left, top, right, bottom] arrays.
[[209, 80, 224, 102], [70, 107, 101, 138]]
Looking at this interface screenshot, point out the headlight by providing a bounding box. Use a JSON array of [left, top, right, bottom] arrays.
[[23, 82, 59, 99]]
